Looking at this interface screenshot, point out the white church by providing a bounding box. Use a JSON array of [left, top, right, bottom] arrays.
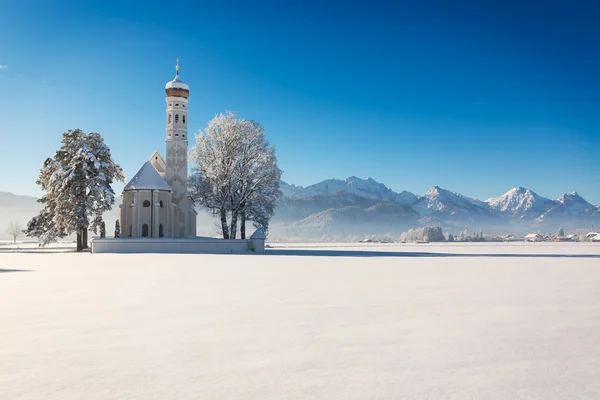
[[93, 62, 265, 254], [117, 62, 197, 239]]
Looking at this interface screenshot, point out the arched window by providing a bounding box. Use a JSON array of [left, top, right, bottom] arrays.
[[159, 201, 164, 207], [159, 224, 164, 237], [175, 114, 179, 124], [129, 225, 132, 237], [168, 114, 172, 124], [141, 224, 149, 237], [143, 200, 151, 207], [182, 115, 186, 124]]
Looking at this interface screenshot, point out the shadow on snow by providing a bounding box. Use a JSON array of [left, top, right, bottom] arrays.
[[0, 269, 33, 273], [265, 249, 600, 259]]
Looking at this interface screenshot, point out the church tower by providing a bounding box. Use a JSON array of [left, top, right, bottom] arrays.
[[164, 60, 190, 237]]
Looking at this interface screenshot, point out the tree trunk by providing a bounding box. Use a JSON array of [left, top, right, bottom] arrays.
[[230, 211, 238, 240], [240, 209, 246, 240], [220, 208, 230, 239], [82, 229, 88, 249], [13, 235, 16, 244], [76, 231, 83, 252]]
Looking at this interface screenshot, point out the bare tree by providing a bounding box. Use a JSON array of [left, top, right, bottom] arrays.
[[6, 221, 23, 243], [189, 112, 281, 239]]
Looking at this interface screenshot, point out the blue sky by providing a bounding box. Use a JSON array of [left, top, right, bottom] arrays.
[[1, 0, 599, 203]]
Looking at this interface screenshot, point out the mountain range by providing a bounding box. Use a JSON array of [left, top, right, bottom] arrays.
[[274, 178, 600, 238], [2, 178, 599, 241]]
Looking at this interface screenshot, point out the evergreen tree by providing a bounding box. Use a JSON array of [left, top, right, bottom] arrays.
[[557, 227, 565, 237], [100, 221, 106, 238], [25, 129, 124, 250], [114, 219, 121, 238]]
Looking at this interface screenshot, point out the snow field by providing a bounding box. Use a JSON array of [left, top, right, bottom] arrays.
[[1, 243, 600, 399]]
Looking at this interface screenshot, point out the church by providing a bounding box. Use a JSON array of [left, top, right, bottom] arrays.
[[117, 63, 198, 238]]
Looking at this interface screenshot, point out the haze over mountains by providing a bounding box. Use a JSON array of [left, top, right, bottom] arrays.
[[2, 177, 599, 241], [273, 177, 600, 239]]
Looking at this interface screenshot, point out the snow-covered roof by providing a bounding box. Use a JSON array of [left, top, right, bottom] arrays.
[[250, 229, 266, 240], [165, 75, 189, 91], [123, 161, 172, 192]]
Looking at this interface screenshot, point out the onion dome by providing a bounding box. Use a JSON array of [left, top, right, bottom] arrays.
[[165, 59, 189, 98]]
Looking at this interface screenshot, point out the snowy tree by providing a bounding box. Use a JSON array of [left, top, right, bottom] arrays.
[[100, 221, 106, 238], [114, 219, 121, 238], [25, 129, 124, 250], [189, 112, 281, 239], [557, 227, 564, 237], [5, 221, 23, 243], [423, 226, 445, 242], [447, 233, 454, 242]]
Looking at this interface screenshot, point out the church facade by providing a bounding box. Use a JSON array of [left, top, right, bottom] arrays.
[[117, 63, 197, 238]]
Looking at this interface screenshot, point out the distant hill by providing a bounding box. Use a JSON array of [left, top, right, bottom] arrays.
[[0, 192, 42, 240]]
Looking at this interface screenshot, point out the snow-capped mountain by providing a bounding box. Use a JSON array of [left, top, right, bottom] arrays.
[[280, 177, 418, 205], [276, 178, 599, 237], [537, 192, 600, 222], [413, 186, 491, 220], [486, 187, 557, 220]]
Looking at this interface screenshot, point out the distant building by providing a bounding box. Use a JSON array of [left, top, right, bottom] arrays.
[[586, 232, 600, 242], [525, 233, 544, 242]]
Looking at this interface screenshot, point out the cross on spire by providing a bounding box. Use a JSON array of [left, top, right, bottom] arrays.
[[175, 58, 180, 77]]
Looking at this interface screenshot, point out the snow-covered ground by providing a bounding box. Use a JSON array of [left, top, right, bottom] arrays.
[[1, 242, 600, 399]]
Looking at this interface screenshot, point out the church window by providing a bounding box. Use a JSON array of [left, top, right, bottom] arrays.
[[159, 224, 164, 237], [175, 114, 179, 123], [169, 103, 172, 107], [159, 201, 164, 207], [129, 225, 132, 237], [143, 200, 151, 207], [182, 115, 186, 124], [142, 224, 149, 237], [175, 103, 179, 106], [168, 114, 172, 124]]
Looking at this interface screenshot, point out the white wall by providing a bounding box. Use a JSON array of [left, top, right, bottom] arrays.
[[91, 237, 264, 254]]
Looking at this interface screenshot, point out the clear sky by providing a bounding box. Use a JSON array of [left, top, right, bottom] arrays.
[[1, 0, 599, 203]]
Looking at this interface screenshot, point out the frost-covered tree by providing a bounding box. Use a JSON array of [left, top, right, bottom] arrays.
[[189, 112, 281, 239], [447, 233, 454, 242], [6, 221, 23, 243], [557, 227, 564, 237], [25, 129, 124, 250], [423, 226, 445, 242], [114, 219, 121, 238]]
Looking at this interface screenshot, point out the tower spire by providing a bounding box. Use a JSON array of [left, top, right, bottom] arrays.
[[175, 58, 180, 78]]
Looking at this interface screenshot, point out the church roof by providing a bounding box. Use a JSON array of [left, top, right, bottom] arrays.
[[123, 161, 172, 192]]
